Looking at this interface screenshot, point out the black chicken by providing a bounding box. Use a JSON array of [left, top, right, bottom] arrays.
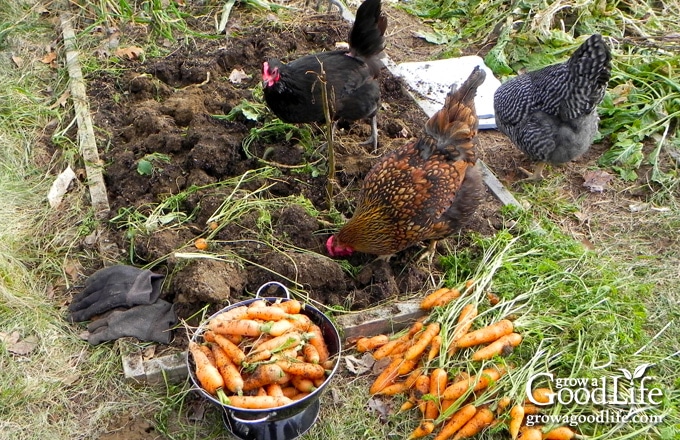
[[493, 34, 612, 180], [262, 0, 387, 150]]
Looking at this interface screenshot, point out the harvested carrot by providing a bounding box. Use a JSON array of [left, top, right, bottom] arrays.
[[428, 334, 442, 361], [210, 305, 248, 323], [288, 313, 313, 332], [471, 332, 523, 361], [247, 306, 289, 321], [281, 386, 298, 398], [523, 404, 540, 415], [496, 396, 512, 414], [210, 344, 244, 394], [408, 421, 435, 439], [307, 323, 330, 363], [403, 367, 425, 388], [397, 358, 419, 376], [248, 299, 268, 309], [433, 403, 477, 440], [404, 322, 441, 361], [452, 407, 494, 439], [464, 279, 474, 293], [508, 405, 524, 440], [369, 356, 403, 395], [447, 304, 478, 355], [302, 343, 320, 364], [277, 359, 326, 379], [265, 383, 284, 397], [252, 331, 303, 354], [399, 396, 417, 412], [421, 287, 461, 309], [377, 382, 410, 396], [271, 299, 302, 314], [226, 395, 292, 409], [425, 368, 448, 420], [210, 319, 263, 337], [244, 348, 272, 364], [543, 426, 578, 440], [486, 292, 501, 305], [441, 367, 505, 401], [413, 375, 430, 414], [243, 363, 289, 391], [291, 392, 311, 401], [356, 334, 390, 353], [207, 332, 247, 365], [188, 342, 228, 404], [291, 375, 316, 393], [518, 427, 543, 440], [255, 386, 268, 397], [374, 322, 423, 360], [456, 319, 514, 349], [531, 387, 554, 405], [196, 343, 215, 363], [194, 238, 209, 250]]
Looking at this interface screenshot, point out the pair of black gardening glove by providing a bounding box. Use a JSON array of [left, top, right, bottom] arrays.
[[68, 265, 177, 345]]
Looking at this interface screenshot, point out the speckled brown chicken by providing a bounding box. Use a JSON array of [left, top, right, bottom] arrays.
[[326, 66, 486, 259]]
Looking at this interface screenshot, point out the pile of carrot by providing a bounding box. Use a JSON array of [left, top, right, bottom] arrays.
[[353, 283, 548, 440], [188, 298, 334, 409]]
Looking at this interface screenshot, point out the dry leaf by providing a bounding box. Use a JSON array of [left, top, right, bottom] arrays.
[[49, 90, 70, 110], [63, 260, 81, 282], [228, 68, 251, 84], [344, 353, 374, 375], [367, 396, 392, 422], [583, 169, 613, 193], [114, 46, 144, 60], [142, 345, 156, 361], [0, 332, 39, 356], [11, 55, 24, 68], [40, 51, 57, 68]]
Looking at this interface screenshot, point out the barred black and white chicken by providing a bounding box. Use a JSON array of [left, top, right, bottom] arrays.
[[493, 34, 612, 180]]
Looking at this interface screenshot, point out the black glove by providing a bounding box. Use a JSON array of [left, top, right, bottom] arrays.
[[68, 265, 164, 322], [86, 300, 177, 345]]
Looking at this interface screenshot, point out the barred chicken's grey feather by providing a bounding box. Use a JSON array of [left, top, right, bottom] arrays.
[[494, 34, 611, 179]]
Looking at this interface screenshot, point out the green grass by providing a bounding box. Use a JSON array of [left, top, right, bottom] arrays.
[[0, 0, 678, 439]]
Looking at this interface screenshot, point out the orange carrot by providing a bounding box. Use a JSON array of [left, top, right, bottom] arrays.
[[425, 368, 448, 420], [543, 426, 578, 440], [487, 292, 501, 305], [403, 367, 425, 388], [277, 359, 326, 379], [413, 375, 430, 414], [255, 386, 268, 397], [281, 386, 298, 398], [247, 306, 289, 321], [291, 375, 317, 393], [271, 299, 302, 314], [291, 391, 311, 401], [356, 334, 390, 353], [471, 332, 523, 361], [307, 323, 330, 363], [404, 322, 441, 361], [496, 396, 512, 414], [188, 342, 228, 404], [302, 343, 320, 364], [248, 299, 268, 309], [428, 334, 442, 362], [226, 395, 292, 409], [267, 319, 296, 337], [374, 322, 423, 360], [441, 367, 505, 401], [210, 319, 263, 337], [288, 313, 313, 332], [208, 332, 247, 366], [508, 405, 524, 440], [517, 427, 543, 440], [531, 388, 554, 405], [253, 331, 303, 354], [369, 356, 403, 395], [400, 396, 417, 412], [421, 287, 461, 310], [408, 421, 435, 439], [210, 344, 244, 395], [196, 343, 216, 364], [210, 305, 248, 323], [244, 348, 273, 364], [452, 407, 494, 439], [447, 304, 478, 355], [265, 383, 284, 397], [377, 382, 410, 396], [433, 403, 477, 440], [456, 319, 514, 349], [523, 404, 541, 415], [243, 363, 289, 391]]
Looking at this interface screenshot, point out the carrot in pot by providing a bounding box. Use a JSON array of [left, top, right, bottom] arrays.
[[210, 344, 244, 395], [248, 299, 268, 309], [307, 323, 330, 363], [242, 363, 289, 391], [266, 319, 296, 337], [277, 359, 326, 379], [447, 303, 478, 355], [356, 334, 390, 353], [188, 342, 228, 404], [244, 348, 272, 364], [281, 386, 298, 398], [226, 395, 292, 409], [291, 375, 317, 393], [196, 343, 216, 364], [288, 313, 312, 332], [433, 403, 477, 440], [247, 306, 289, 322], [407, 421, 435, 439], [265, 383, 284, 397], [210, 319, 264, 337], [425, 368, 448, 420], [456, 319, 514, 349], [209, 332, 247, 366], [369, 356, 403, 395], [209, 305, 248, 324], [291, 391, 311, 401], [271, 299, 302, 314], [252, 331, 303, 354], [452, 407, 494, 439], [302, 343, 320, 364], [404, 322, 441, 361], [428, 334, 442, 362], [508, 404, 524, 440], [471, 332, 523, 361]]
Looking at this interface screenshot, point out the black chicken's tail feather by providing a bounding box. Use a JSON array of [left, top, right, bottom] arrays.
[[349, 0, 387, 62], [568, 34, 611, 90], [425, 66, 486, 151]]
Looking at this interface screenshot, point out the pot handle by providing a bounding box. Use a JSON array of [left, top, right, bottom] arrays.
[[255, 281, 291, 300], [229, 412, 275, 424]]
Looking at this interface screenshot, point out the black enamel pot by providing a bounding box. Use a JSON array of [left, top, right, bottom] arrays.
[[188, 282, 342, 440]]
